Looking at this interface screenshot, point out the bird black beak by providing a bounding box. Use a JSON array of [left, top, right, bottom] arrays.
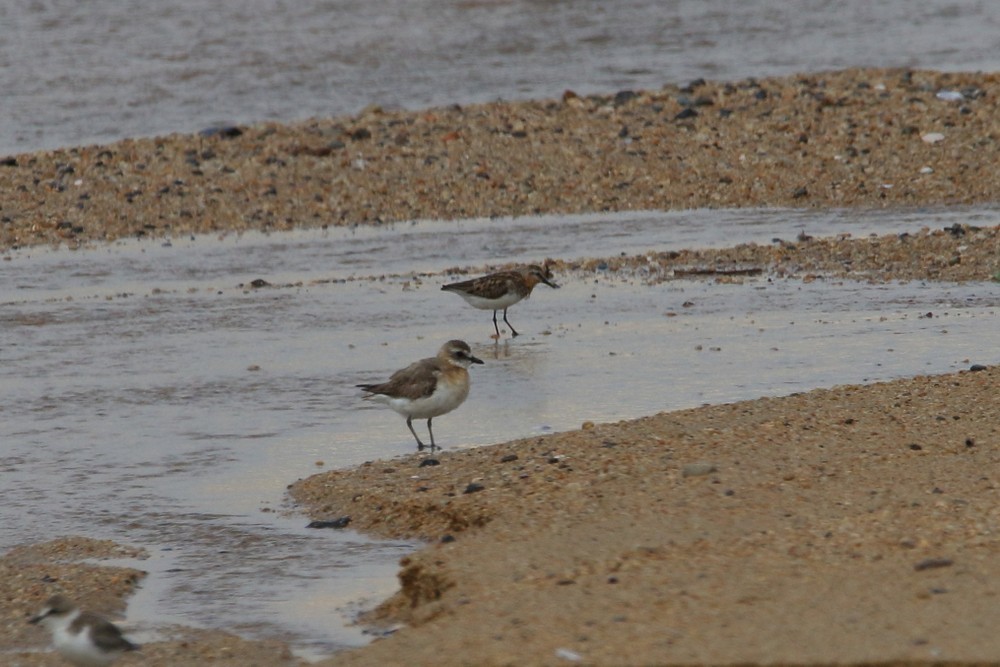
[[470, 355, 485, 365]]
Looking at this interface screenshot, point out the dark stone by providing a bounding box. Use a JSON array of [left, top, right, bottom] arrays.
[[499, 454, 518, 463], [674, 107, 699, 120], [307, 516, 351, 529], [613, 90, 637, 106], [463, 483, 485, 494], [199, 125, 243, 138], [914, 558, 954, 571], [419, 458, 440, 467], [680, 78, 706, 93]]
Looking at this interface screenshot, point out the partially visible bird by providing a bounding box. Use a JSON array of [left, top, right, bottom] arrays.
[[441, 263, 559, 338], [29, 594, 139, 667], [357, 339, 483, 451]]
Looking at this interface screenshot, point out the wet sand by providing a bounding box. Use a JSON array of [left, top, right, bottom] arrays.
[[3, 68, 999, 665]]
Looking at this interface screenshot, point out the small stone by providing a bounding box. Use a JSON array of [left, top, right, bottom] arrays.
[[500, 454, 518, 463], [914, 558, 953, 571], [581, 421, 595, 430], [199, 125, 243, 138], [682, 462, 718, 478], [463, 482, 485, 494], [419, 458, 440, 467], [307, 516, 351, 529], [935, 90, 964, 102], [613, 90, 638, 106], [555, 648, 583, 662]]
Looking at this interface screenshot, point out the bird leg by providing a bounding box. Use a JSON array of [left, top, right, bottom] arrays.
[[490, 310, 502, 339], [502, 308, 520, 337], [406, 416, 427, 450], [427, 418, 438, 452]]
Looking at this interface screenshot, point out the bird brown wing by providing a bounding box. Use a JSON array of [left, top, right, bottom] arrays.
[[359, 358, 440, 400], [73, 612, 139, 652], [442, 272, 517, 300]]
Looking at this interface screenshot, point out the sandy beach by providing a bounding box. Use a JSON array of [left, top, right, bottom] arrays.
[[3, 68, 998, 666]]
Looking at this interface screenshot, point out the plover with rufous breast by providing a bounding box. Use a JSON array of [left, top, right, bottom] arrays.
[[29, 594, 139, 667], [357, 339, 483, 451], [441, 263, 559, 338]]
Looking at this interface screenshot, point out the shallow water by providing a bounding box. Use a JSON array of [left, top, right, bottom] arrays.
[[2, 206, 999, 658], [3, 0, 999, 155]]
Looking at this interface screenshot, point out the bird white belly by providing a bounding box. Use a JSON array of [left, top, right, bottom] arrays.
[[380, 379, 470, 420], [54, 626, 118, 667], [457, 290, 525, 310]]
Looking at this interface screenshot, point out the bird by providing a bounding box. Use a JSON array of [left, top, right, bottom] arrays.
[[357, 339, 483, 451], [441, 263, 559, 338], [29, 594, 139, 667]]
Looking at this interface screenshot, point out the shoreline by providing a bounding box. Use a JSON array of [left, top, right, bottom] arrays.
[[2, 67, 999, 665]]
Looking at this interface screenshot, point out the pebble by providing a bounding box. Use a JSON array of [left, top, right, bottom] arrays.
[[682, 462, 718, 478], [914, 558, 954, 571], [306, 516, 351, 529], [935, 90, 964, 101], [555, 648, 583, 662]]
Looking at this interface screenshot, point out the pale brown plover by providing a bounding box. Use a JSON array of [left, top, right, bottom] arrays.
[[29, 594, 139, 667], [357, 339, 483, 451]]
